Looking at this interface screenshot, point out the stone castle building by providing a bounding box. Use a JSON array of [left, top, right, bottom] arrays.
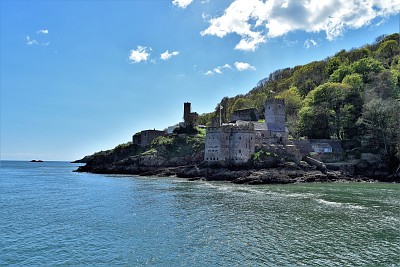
[[205, 123, 256, 163], [183, 102, 198, 127], [204, 98, 298, 164], [132, 129, 166, 147], [230, 108, 259, 122]]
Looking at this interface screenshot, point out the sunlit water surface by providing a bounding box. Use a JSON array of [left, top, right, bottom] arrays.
[[1, 161, 399, 266]]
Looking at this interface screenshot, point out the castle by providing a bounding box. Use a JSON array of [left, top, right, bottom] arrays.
[[133, 102, 199, 146], [130, 100, 340, 164], [204, 98, 300, 164], [183, 102, 199, 127]]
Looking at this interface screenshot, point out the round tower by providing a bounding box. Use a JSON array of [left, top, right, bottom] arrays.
[[265, 98, 285, 125]]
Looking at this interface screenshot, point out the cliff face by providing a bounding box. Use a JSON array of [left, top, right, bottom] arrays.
[[76, 131, 206, 174], [76, 150, 203, 174]]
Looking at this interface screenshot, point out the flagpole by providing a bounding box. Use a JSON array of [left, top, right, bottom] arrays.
[[220, 105, 223, 126]]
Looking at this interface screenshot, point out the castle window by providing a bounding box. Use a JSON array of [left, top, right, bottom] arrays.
[[251, 137, 253, 140], [239, 136, 241, 140], [278, 104, 281, 109], [239, 150, 241, 153]]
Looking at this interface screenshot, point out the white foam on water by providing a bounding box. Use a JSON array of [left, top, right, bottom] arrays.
[[316, 199, 366, 210]]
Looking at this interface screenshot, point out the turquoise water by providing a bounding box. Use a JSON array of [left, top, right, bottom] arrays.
[[1, 161, 399, 266]]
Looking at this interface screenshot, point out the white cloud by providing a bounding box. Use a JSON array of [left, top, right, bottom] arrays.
[[235, 61, 256, 71], [205, 63, 232, 75], [26, 36, 38, 45], [172, 0, 193, 9], [304, 38, 318, 49], [202, 12, 211, 21], [282, 38, 298, 47], [25, 36, 49, 46], [26, 29, 50, 46], [200, 0, 266, 52], [160, 50, 180, 60], [201, 0, 400, 51], [129, 46, 150, 63], [37, 29, 49, 34]]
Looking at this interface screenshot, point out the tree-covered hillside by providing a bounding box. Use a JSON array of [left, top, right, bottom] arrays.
[[198, 33, 400, 171]]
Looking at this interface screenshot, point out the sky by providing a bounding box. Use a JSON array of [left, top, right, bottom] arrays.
[[1, 0, 399, 161]]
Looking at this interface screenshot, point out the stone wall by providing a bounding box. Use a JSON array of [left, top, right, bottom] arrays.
[[293, 140, 313, 156], [133, 130, 166, 147], [265, 98, 285, 126], [230, 108, 259, 122], [204, 124, 256, 164]]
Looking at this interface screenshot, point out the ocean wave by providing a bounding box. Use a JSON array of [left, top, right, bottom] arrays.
[[316, 199, 366, 210]]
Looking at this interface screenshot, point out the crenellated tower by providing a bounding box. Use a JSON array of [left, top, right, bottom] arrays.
[[183, 102, 191, 123], [265, 98, 285, 127]]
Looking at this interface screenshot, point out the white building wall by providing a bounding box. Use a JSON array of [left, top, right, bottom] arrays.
[[204, 127, 223, 162], [204, 125, 256, 164], [229, 129, 255, 163]]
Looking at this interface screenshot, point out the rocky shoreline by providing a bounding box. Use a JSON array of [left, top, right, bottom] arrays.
[[75, 161, 399, 184], [74, 146, 400, 184]]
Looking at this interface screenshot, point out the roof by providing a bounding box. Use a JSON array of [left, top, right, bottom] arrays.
[[233, 108, 258, 113], [252, 122, 267, 131], [266, 123, 286, 132]]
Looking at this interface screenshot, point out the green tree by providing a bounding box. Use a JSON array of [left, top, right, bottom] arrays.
[[276, 86, 302, 116], [341, 74, 364, 138], [358, 99, 400, 169], [329, 65, 353, 83], [300, 83, 353, 139], [351, 57, 384, 83], [312, 83, 351, 138], [326, 57, 341, 75], [198, 112, 216, 126], [342, 73, 363, 93], [298, 106, 335, 138], [292, 61, 328, 96], [231, 97, 253, 113], [376, 40, 400, 67], [347, 47, 370, 63], [365, 70, 398, 100]]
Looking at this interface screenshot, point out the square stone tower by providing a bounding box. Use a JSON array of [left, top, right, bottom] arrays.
[[183, 102, 191, 122], [265, 98, 285, 127]]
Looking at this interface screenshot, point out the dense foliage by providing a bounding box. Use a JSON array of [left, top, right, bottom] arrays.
[[198, 33, 400, 170]]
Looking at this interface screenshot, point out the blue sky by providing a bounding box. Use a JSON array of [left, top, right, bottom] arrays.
[[1, 0, 399, 161]]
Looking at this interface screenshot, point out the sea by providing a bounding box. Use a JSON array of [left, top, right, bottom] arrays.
[[0, 161, 399, 266]]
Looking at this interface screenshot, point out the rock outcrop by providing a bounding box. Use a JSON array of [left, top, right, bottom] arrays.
[[75, 151, 389, 184]]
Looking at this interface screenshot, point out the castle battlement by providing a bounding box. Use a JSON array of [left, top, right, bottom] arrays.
[[265, 98, 285, 105], [204, 98, 294, 165]]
